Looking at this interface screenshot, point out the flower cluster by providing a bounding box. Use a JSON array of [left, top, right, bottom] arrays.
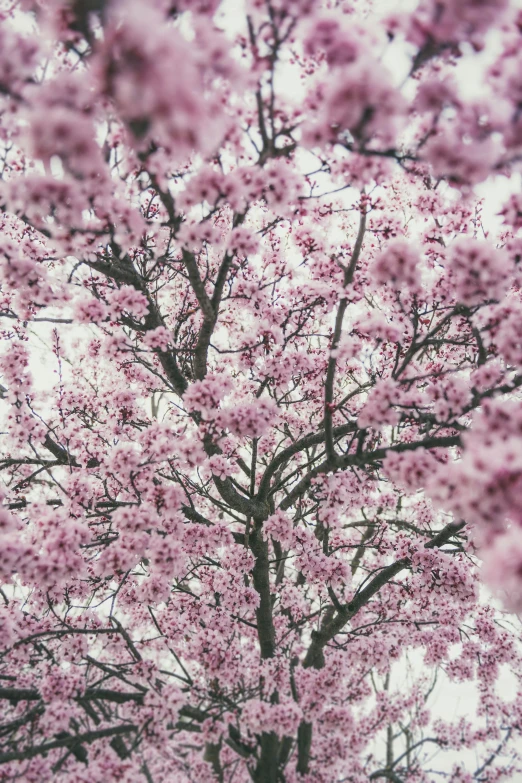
[[448, 237, 512, 306], [372, 238, 421, 291]]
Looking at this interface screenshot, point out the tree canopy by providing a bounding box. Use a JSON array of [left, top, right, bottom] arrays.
[[1, 0, 522, 780]]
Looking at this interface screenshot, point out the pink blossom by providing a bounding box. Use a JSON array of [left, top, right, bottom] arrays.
[[142, 326, 172, 351], [448, 237, 512, 306], [177, 220, 223, 253], [303, 15, 369, 67], [406, 0, 511, 45], [0, 24, 39, 97], [383, 448, 444, 491], [355, 311, 405, 343], [74, 296, 109, 324], [95, 0, 229, 156], [264, 510, 295, 547], [227, 226, 260, 256], [499, 192, 522, 229], [372, 238, 421, 291], [482, 529, 522, 612], [303, 55, 406, 147], [219, 398, 279, 438], [496, 306, 522, 368], [184, 374, 234, 417], [357, 378, 401, 430], [108, 285, 150, 320], [423, 129, 502, 186], [1, 1, 522, 778]]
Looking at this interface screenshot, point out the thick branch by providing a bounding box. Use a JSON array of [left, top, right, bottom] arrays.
[[302, 520, 465, 669], [279, 435, 461, 511], [257, 422, 357, 501], [294, 521, 464, 773], [324, 205, 367, 463], [0, 725, 136, 765], [249, 523, 276, 659]]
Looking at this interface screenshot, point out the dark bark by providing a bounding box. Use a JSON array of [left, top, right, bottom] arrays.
[[250, 523, 276, 660]]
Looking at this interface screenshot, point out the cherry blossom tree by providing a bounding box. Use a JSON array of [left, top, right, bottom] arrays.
[[2, 0, 522, 780]]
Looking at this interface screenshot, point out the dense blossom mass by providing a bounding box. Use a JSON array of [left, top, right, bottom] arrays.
[[2, 0, 522, 780]]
